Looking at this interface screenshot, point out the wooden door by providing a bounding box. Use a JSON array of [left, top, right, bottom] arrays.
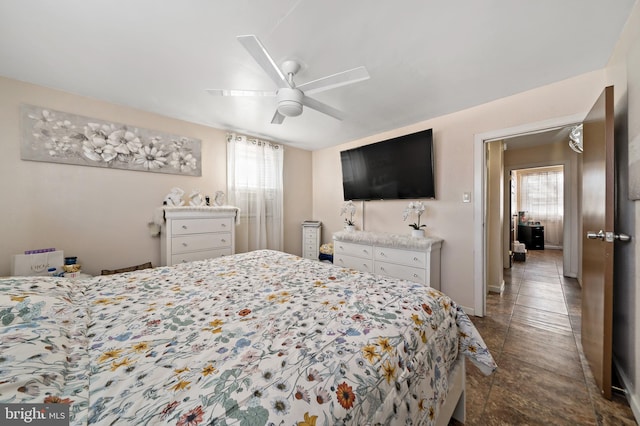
[[581, 86, 614, 399]]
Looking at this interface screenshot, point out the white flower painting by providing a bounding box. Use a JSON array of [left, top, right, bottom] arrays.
[[21, 105, 201, 176]]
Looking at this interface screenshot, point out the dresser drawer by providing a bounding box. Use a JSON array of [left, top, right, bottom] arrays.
[[334, 241, 373, 260], [303, 228, 317, 238], [172, 218, 232, 235], [374, 247, 426, 268], [172, 233, 232, 254], [375, 261, 426, 285], [303, 251, 318, 260], [333, 253, 374, 273], [171, 248, 232, 264], [304, 243, 318, 256]]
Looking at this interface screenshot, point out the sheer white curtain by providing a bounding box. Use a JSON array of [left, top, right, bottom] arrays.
[[518, 168, 564, 248], [227, 133, 283, 252]]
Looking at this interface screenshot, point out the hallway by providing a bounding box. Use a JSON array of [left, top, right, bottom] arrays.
[[461, 249, 637, 425]]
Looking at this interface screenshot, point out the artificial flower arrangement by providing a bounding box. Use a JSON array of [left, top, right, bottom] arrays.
[[403, 201, 426, 230], [340, 200, 357, 226]]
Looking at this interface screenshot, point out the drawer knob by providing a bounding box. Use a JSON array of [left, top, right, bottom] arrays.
[[221, 223, 227, 227], [182, 225, 188, 229], [380, 252, 386, 257], [380, 266, 386, 272], [182, 242, 188, 247], [413, 257, 419, 261], [221, 239, 227, 243], [413, 273, 419, 278]]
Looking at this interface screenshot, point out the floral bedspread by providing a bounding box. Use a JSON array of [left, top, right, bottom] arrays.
[[0, 277, 91, 422], [0, 250, 495, 425]]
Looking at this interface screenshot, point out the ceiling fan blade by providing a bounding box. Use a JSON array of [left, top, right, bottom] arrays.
[[298, 66, 370, 95], [206, 89, 276, 97], [237, 35, 290, 89], [302, 96, 346, 121], [271, 110, 286, 124]]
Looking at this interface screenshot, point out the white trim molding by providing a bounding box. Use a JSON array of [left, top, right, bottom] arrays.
[[473, 113, 586, 316]]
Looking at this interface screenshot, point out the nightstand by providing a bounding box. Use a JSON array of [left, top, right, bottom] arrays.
[[518, 224, 545, 250], [302, 221, 322, 260]]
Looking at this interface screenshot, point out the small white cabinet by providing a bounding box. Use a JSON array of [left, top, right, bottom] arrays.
[[160, 206, 238, 266], [333, 230, 443, 290], [302, 221, 322, 260]]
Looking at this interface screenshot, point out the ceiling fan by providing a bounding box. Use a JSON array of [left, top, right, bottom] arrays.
[[207, 35, 370, 124]]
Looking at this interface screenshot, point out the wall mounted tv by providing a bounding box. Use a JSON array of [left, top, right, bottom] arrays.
[[340, 128, 435, 201]]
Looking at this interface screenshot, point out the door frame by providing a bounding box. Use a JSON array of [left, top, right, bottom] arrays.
[[473, 113, 586, 316]]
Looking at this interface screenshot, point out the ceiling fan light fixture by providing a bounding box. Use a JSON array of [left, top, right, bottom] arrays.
[[277, 88, 303, 117], [278, 100, 303, 117]]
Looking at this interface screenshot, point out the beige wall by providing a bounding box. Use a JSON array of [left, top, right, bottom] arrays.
[[313, 70, 604, 309], [0, 77, 312, 276], [283, 145, 313, 253]]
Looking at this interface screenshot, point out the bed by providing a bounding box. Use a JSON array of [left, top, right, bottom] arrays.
[[0, 249, 496, 425]]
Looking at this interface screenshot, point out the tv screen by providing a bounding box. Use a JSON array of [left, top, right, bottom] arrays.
[[340, 128, 435, 201]]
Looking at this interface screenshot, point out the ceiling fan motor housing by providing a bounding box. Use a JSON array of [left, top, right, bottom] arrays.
[[277, 87, 303, 117]]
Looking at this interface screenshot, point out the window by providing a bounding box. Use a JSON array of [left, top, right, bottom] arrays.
[[229, 139, 281, 191], [519, 169, 563, 220], [227, 133, 283, 251], [517, 166, 564, 247]]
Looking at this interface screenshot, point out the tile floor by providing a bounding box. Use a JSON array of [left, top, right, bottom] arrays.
[[457, 249, 637, 425]]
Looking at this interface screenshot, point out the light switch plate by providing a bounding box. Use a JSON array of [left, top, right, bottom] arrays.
[[463, 192, 471, 203]]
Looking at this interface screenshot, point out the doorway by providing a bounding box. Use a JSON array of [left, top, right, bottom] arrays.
[[473, 114, 584, 316]]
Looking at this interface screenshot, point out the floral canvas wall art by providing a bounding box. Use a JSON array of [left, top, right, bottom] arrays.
[[20, 105, 201, 176]]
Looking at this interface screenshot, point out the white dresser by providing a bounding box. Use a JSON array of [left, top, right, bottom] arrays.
[[160, 206, 239, 266], [302, 221, 322, 260], [333, 230, 443, 290]]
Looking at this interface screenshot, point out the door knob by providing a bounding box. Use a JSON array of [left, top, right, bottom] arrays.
[[586, 230, 631, 242], [586, 230, 606, 240], [610, 232, 631, 242]]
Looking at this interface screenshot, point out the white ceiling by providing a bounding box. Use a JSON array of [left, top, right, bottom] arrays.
[[0, 1, 635, 151]]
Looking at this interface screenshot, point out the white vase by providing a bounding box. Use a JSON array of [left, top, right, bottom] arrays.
[[345, 225, 356, 232], [411, 229, 425, 237]]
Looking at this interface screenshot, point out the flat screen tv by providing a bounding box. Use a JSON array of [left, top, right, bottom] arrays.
[[340, 128, 435, 201]]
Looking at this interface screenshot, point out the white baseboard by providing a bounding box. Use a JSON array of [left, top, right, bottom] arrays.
[[613, 356, 640, 423], [488, 279, 505, 295], [545, 245, 563, 250], [459, 305, 475, 316]]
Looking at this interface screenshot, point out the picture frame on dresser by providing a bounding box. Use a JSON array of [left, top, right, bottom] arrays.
[[160, 206, 239, 266]]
